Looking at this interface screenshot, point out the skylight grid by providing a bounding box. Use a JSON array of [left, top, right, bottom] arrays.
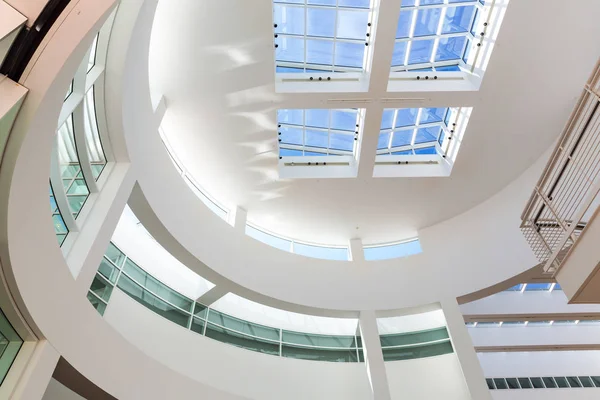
[[391, 0, 484, 72], [273, 0, 372, 73], [377, 107, 452, 156], [278, 109, 359, 157]]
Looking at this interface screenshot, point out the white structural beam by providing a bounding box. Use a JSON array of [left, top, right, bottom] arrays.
[[72, 163, 136, 295], [355, 0, 402, 179], [0, 1, 26, 66], [153, 95, 167, 128], [470, 324, 600, 351], [0, 76, 28, 157], [9, 341, 59, 400], [349, 238, 364, 262], [196, 286, 229, 306], [229, 206, 248, 231], [442, 298, 491, 400], [359, 310, 391, 400], [461, 291, 600, 321]]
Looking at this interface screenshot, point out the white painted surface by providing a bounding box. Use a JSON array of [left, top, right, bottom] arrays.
[[42, 379, 85, 400], [377, 309, 446, 334], [149, 0, 600, 245], [491, 391, 600, 400], [105, 289, 371, 400], [105, 289, 473, 400], [470, 325, 600, 349], [479, 351, 600, 377], [461, 291, 600, 318], [386, 355, 471, 400]]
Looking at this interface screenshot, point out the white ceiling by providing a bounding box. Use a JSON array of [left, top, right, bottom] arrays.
[[149, 0, 600, 245]]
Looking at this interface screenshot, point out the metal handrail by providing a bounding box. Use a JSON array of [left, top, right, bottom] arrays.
[[521, 58, 600, 275]]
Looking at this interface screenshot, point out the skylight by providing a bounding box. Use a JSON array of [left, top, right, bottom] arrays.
[[392, 0, 485, 73], [377, 107, 451, 156], [273, 0, 372, 73], [278, 109, 359, 157]]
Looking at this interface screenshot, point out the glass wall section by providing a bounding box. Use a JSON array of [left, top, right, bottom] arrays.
[[377, 107, 454, 157], [87, 242, 364, 361], [391, 0, 486, 73], [49, 184, 68, 245], [273, 0, 372, 73], [245, 224, 350, 261], [364, 238, 422, 260], [379, 327, 454, 361], [487, 376, 600, 390], [0, 308, 23, 386], [57, 115, 90, 218], [278, 109, 359, 157], [83, 87, 106, 179]]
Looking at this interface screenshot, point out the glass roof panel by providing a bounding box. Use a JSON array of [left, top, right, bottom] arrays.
[[377, 107, 452, 156], [274, 0, 371, 73], [391, 0, 483, 72], [279, 109, 359, 157]]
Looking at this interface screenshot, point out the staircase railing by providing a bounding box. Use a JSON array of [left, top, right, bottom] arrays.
[[521, 59, 600, 275]]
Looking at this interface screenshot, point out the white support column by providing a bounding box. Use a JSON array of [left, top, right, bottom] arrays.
[[152, 95, 167, 128], [359, 310, 391, 400], [0, 1, 27, 65], [196, 286, 229, 306], [9, 340, 59, 400], [349, 238, 364, 262], [71, 163, 136, 295], [229, 206, 248, 232], [442, 297, 491, 400]]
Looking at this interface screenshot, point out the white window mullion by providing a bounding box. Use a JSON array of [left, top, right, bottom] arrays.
[[411, 108, 423, 146], [404, 0, 420, 66], [429, 1, 448, 63], [388, 109, 399, 151]]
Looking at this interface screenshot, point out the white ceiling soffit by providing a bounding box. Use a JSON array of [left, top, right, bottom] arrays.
[[149, 0, 600, 245]]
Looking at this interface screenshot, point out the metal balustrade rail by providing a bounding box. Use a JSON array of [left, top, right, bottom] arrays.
[[521, 58, 600, 275]]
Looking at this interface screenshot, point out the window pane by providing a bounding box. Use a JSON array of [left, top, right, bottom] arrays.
[[554, 377, 569, 388], [493, 379, 508, 390], [506, 378, 519, 389], [83, 87, 106, 180], [293, 242, 349, 261], [87, 292, 107, 316], [282, 331, 356, 348], [205, 323, 280, 356], [530, 377, 545, 388], [567, 377, 582, 388], [517, 378, 532, 389], [104, 243, 126, 268], [97, 258, 119, 284], [382, 340, 453, 361], [380, 327, 449, 347], [208, 310, 280, 341], [117, 274, 190, 328], [282, 344, 358, 362], [579, 376, 594, 388], [89, 274, 113, 302], [246, 225, 291, 252]]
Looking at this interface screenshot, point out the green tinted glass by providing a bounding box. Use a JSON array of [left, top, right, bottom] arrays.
[[382, 340, 453, 361], [89, 274, 113, 302], [282, 344, 358, 362], [123, 260, 193, 312], [282, 331, 356, 348], [0, 308, 23, 386], [190, 317, 206, 335], [205, 323, 280, 355], [97, 258, 119, 284], [117, 274, 190, 328], [380, 327, 449, 347], [87, 292, 107, 316], [104, 243, 126, 268], [208, 310, 280, 341]]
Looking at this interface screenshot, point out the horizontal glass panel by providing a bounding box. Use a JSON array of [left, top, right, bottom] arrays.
[[190, 317, 206, 335], [104, 243, 126, 268], [117, 274, 190, 328], [382, 340, 453, 361], [380, 327, 449, 347], [278, 109, 359, 157], [205, 323, 280, 356], [364, 239, 422, 260], [523, 283, 553, 291], [282, 344, 358, 362], [274, 1, 370, 72], [293, 242, 349, 261], [97, 258, 119, 284], [89, 274, 113, 302], [208, 310, 280, 341], [282, 330, 357, 349], [87, 292, 107, 316], [246, 225, 292, 252], [123, 259, 193, 312]]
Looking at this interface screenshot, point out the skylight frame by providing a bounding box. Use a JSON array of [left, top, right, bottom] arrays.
[[278, 108, 361, 158], [273, 0, 374, 74], [390, 0, 490, 75]]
